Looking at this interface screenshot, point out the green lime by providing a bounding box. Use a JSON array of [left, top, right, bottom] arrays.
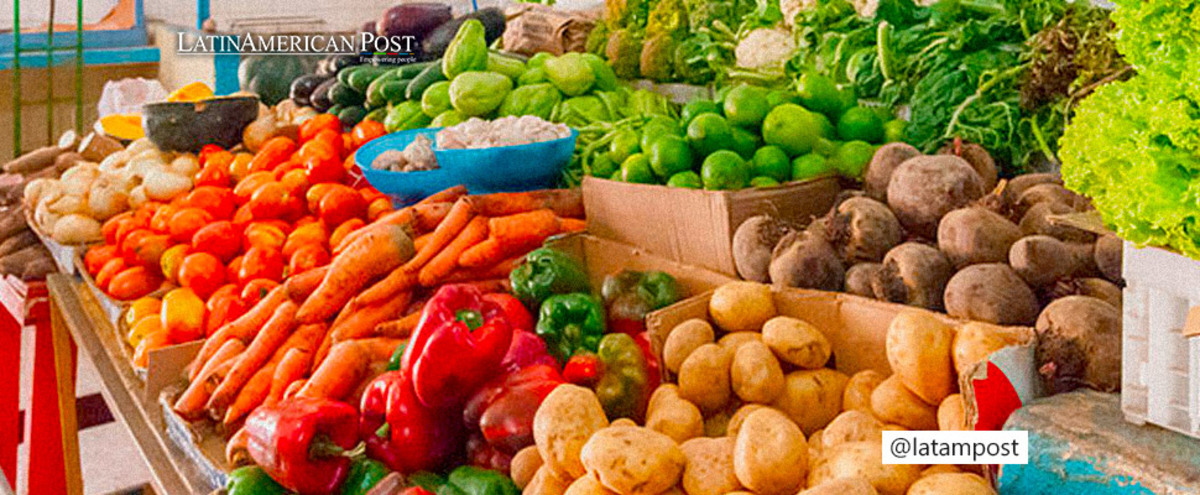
[[701, 150, 750, 190], [687, 113, 735, 157], [752, 146, 791, 183], [884, 119, 908, 143], [832, 140, 876, 178], [667, 171, 703, 188], [766, 90, 801, 109], [792, 153, 836, 181], [590, 153, 618, 178], [609, 169, 623, 181], [641, 116, 682, 150], [648, 135, 695, 179], [836, 85, 858, 116], [621, 153, 656, 184], [814, 138, 841, 157], [723, 84, 771, 130], [761, 104, 823, 157], [750, 176, 781, 188], [796, 71, 843, 119], [607, 129, 641, 164], [837, 107, 885, 143], [730, 126, 759, 160], [814, 112, 835, 140], [681, 100, 720, 126]]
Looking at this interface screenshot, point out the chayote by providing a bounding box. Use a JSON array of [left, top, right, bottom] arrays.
[[497, 83, 564, 120], [421, 81, 453, 118], [449, 71, 513, 117], [582, 53, 618, 92], [432, 109, 468, 127], [442, 19, 488, 79], [544, 52, 596, 97], [385, 100, 433, 132]]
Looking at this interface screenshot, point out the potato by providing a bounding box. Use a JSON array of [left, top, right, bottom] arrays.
[[937, 394, 968, 431], [534, 384, 610, 479], [663, 319, 715, 374], [513, 447, 545, 489], [864, 142, 921, 202], [769, 230, 845, 291], [807, 428, 824, 461], [709, 282, 776, 332], [953, 322, 1033, 377], [907, 473, 994, 495], [1035, 296, 1121, 394], [937, 207, 1022, 269], [680, 437, 742, 495], [772, 369, 850, 435], [734, 215, 795, 283], [718, 332, 762, 352], [870, 376, 937, 430], [943, 264, 1040, 326], [610, 418, 637, 428], [733, 408, 808, 495], [564, 474, 617, 495], [646, 385, 704, 443], [525, 466, 572, 495], [828, 196, 903, 264], [845, 263, 884, 298], [842, 370, 886, 414], [885, 310, 956, 405], [761, 316, 831, 369], [807, 442, 923, 495], [726, 404, 767, 437], [580, 426, 685, 495], [704, 405, 734, 437], [731, 340, 785, 403], [886, 155, 985, 239], [920, 465, 962, 477], [798, 477, 878, 495], [873, 242, 955, 310], [678, 344, 733, 412], [820, 410, 884, 449]]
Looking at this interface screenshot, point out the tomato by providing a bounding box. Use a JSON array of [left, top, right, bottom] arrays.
[[120, 229, 153, 263], [131, 234, 172, 270], [249, 136, 298, 174], [84, 245, 118, 275], [318, 187, 367, 226], [282, 222, 328, 257], [229, 152, 254, 181], [280, 168, 310, 198], [294, 216, 319, 228], [240, 279, 280, 307], [288, 244, 329, 276], [194, 162, 231, 188], [160, 288, 206, 344], [305, 183, 342, 213], [233, 171, 275, 205], [108, 266, 164, 301], [231, 203, 254, 230], [247, 181, 290, 219], [199, 145, 227, 165], [182, 186, 236, 220], [168, 208, 213, 243], [132, 328, 170, 368], [160, 244, 190, 285], [191, 221, 240, 262], [177, 252, 226, 299], [205, 285, 246, 336], [299, 114, 341, 142], [359, 186, 387, 204], [329, 218, 365, 253], [272, 159, 305, 181], [304, 155, 344, 185], [244, 222, 287, 251], [351, 120, 387, 149], [126, 312, 162, 349], [102, 212, 132, 245], [239, 246, 285, 284], [149, 205, 177, 234], [367, 197, 393, 221], [123, 297, 161, 332], [95, 258, 126, 291], [226, 256, 243, 285]]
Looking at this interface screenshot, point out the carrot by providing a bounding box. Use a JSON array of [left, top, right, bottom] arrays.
[[445, 255, 522, 283], [354, 337, 405, 362], [226, 427, 251, 466], [374, 311, 422, 339], [221, 322, 326, 425], [457, 239, 504, 269], [356, 268, 419, 307], [488, 209, 560, 245], [329, 292, 411, 344], [284, 265, 329, 302], [266, 348, 312, 407], [459, 278, 511, 294], [465, 189, 584, 218], [402, 199, 473, 273], [413, 202, 455, 233], [418, 216, 489, 287], [297, 341, 372, 401], [189, 286, 286, 381], [418, 185, 468, 206], [413, 233, 432, 253], [297, 223, 414, 323], [174, 340, 245, 420], [284, 379, 306, 401], [206, 301, 299, 415], [559, 218, 587, 233]]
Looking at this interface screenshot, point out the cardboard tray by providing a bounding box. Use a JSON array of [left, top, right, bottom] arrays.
[[545, 233, 735, 297], [582, 175, 842, 277]]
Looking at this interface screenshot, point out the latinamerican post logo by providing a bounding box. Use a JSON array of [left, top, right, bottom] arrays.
[[177, 32, 420, 63]]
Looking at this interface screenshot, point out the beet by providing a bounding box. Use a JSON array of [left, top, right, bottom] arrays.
[[872, 242, 954, 310], [769, 230, 845, 291], [828, 196, 902, 265], [845, 263, 884, 298], [886, 155, 986, 239], [863, 142, 921, 202], [943, 264, 1040, 326], [1035, 296, 1121, 394], [734, 215, 794, 283], [1094, 234, 1124, 285], [937, 207, 1022, 269], [937, 141, 998, 193]]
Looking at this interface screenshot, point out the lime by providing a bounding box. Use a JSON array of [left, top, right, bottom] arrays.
[[723, 84, 771, 130], [590, 153, 618, 178], [814, 138, 841, 157], [681, 100, 720, 126], [761, 104, 823, 157], [607, 128, 641, 164], [701, 150, 750, 190], [752, 146, 792, 183], [641, 116, 682, 150], [687, 113, 735, 157], [750, 176, 781, 188], [767, 90, 801, 109], [835, 85, 858, 116], [792, 153, 835, 181], [730, 126, 759, 160], [620, 153, 656, 184], [667, 171, 703, 189], [884, 119, 908, 143], [832, 140, 876, 178], [796, 71, 843, 119], [814, 112, 835, 140], [609, 169, 623, 181], [648, 135, 695, 179], [837, 107, 885, 143]]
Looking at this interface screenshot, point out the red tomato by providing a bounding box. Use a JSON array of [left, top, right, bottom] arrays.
[[149, 205, 178, 234], [182, 186, 236, 220], [298, 139, 338, 166], [305, 183, 342, 213], [367, 197, 393, 221], [351, 120, 387, 149], [240, 279, 280, 307], [226, 256, 243, 286], [191, 221, 241, 263], [329, 218, 365, 253], [205, 284, 246, 336], [244, 222, 287, 251], [288, 244, 330, 276], [120, 229, 153, 263], [359, 186, 387, 204], [177, 252, 227, 299], [198, 145, 227, 165], [131, 234, 172, 270], [282, 222, 328, 257], [299, 114, 341, 142], [194, 162, 231, 188], [168, 208, 214, 244], [95, 258, 127, 291], [84, 245, 118, 276], [247, 182, 290, 219], [233, 171, 275, 205], [231, 203, 254, 230], [108, 266, 164, 301], [318, 187, 367, 226], [102, 212, 133, 245], [305, 155, 345, 185], [280, 168, 310, 198], [239, 246, 285, 284]]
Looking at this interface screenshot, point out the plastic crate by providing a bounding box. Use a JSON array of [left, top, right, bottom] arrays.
[[1122, 241, 1200, 439]]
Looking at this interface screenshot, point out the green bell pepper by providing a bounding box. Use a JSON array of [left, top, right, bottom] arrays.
[[385, 100, 432, 132], [446, 466, 519, 495], [227, 466, 289, 495], [409, 472, 448, 493], [510, 247, 591, 309], [442, 19, 489, 79], [421, 81, 453, 118], [432, 109, 468, 127], [339, 458, 392, 495], [487, 52, 528, 80], [581, 53, 618, 92], [601, 270, 685, 334], [497, 83, 563, 120], [536, 293, 606, 364], [543, 52, 595, 97], [449, 71, 513, 117], [594, 332, 651, 420]]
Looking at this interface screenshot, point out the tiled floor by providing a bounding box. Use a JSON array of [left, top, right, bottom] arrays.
[[16, 323, 152, 495]]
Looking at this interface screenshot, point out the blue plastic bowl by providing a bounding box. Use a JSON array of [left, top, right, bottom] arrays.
[[356, 127, 577, 204]]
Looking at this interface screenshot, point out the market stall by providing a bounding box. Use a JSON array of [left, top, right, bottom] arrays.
[[5, 0, 1200, 493]]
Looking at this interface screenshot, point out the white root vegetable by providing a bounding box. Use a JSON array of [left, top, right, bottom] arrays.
[[142, 170, 192, 201]]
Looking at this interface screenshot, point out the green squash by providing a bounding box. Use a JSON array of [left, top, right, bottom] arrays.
[[239, 55, 320, 105]]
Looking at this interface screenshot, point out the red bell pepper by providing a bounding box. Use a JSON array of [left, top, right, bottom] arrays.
[[244, 397, 360, 495], [463, 363, 564, 471], [500, 330, 559, 373], [359, 371, 462, 474], [401, 284, 514, 409], [484, 293, 534, 333]]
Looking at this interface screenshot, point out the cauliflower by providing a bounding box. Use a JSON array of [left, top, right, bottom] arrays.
[[735, 27, 796, 70]]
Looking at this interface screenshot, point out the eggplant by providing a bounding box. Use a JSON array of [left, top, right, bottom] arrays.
[[290, 74, 330, 107], [310, 78, 338, 112], [422, 8, 506, 60], [377, 3, 453, 40]]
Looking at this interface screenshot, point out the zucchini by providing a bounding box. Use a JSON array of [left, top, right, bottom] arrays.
[[405, 62, 448, 101], [366, 71, 404, 108], [310, 78, 338, 111], [329, 82, 365, 107], [327, 104, 345, 116], [382, 79, 412, 105], [364, 107, 388, 123], [338, 106, 368, 127], [395, 61, 436, 79], [347, 66, 395, 92]]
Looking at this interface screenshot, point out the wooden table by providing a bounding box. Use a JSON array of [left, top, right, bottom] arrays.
[[46, 274, 218, 495]]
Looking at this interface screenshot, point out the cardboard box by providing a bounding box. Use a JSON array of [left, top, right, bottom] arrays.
[[547, 233, 735, 297], [582, 176, 841, 277], [646, 287, 1044, 431]]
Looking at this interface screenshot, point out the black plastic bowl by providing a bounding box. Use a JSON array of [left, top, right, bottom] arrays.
[[142, 96, 260, 152]]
